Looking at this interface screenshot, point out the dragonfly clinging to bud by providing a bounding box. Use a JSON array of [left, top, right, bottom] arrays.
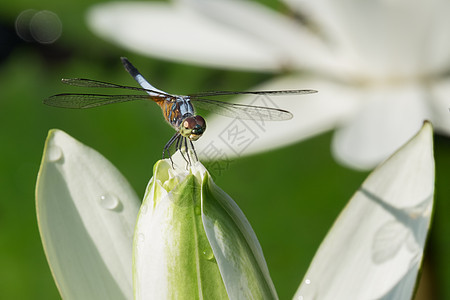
[[44, 57, 317, 166]]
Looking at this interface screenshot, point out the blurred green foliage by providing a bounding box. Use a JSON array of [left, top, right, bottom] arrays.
[[0, 0, 449, 299]]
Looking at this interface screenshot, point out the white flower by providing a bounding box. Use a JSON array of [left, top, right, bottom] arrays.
[[36, 123, 434, 299], [295, 121, 435, 299], [87, 0, 450, 169], [35, 129, 140, 299]]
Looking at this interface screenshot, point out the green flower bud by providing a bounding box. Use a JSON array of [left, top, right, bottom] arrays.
[[133, 159, 278, 300]]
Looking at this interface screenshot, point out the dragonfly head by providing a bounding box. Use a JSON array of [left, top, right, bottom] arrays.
[[180, 115, 206, 141]]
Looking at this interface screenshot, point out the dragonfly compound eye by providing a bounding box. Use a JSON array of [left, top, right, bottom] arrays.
[[181, 116, 206, 141], [183, 117, 197, 130], [194, 116, 206, 129], [191, 116, 206, 134]]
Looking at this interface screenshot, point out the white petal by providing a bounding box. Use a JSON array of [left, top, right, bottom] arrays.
[[36, 130, 140, 299], [87, 1, 342, 73], [196, 76, 358, 161], [282, 0, 367, 78], [416, 0, 450, 73], [332, 83, 432, 170], [201, 173, 278, 299], [87, 2, 280, 71], [174, 0, 342, 74], [429, 78, 450, 135], [294, 122, 434, 300], [285, 0, 450, 77]]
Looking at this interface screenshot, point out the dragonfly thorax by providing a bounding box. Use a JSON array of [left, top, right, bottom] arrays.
[[177, 96, 195, 118], [166, 96, 196, 127], [179, 115, 206, 141]]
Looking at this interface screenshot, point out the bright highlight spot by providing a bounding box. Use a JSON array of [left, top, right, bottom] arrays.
[[15, 9, 62, 44]]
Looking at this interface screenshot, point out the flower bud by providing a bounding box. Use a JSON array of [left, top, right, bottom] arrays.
[[133, 159, 278, 299]]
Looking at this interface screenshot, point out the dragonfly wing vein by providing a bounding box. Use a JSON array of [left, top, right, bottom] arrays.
[[192, 98, 293, 121], [62, 78, 172, 97], [43, 94, 150, 109], [189, 89, 317, 97]]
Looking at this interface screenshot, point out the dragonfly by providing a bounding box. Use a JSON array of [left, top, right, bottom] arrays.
[[44, 57, 317, 166]]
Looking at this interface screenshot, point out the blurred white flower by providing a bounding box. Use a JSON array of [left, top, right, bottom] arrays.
[[87, 0, 450, 170]]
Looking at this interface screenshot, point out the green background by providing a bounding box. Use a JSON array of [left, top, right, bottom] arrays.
[[0, 0, 449, 299]]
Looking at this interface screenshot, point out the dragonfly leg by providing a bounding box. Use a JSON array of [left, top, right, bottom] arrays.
[[177, 137, 190, 167], [189, 139, 198, 161], [184, 137, 192, 167], [163, 132, 180, 168]]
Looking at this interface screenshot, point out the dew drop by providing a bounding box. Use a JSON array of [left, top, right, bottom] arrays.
[[202, 249, 214, 261], [138, 233, 145, 243], [99, 193, 119, 210], [305, 278, 311, 285], [141, 204, 148, 214], [47, 146, 62, 162]]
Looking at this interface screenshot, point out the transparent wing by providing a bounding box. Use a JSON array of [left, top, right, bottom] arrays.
[[191, 98, 293, 121], [189, 89, 317, 120], [61, 78, 171, 97], [189, 89, 317, 97], [64, 78, 317, 99], [43, 94, 153, 109]]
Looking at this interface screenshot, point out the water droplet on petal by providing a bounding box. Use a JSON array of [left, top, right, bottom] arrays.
[[141, 204, 148, 214], [47, 146, 62, 162], [99, 193, 119, 210], [202, 249, 214, 261], [138, 233, 145, 243], [305, 279, 311, 285]]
